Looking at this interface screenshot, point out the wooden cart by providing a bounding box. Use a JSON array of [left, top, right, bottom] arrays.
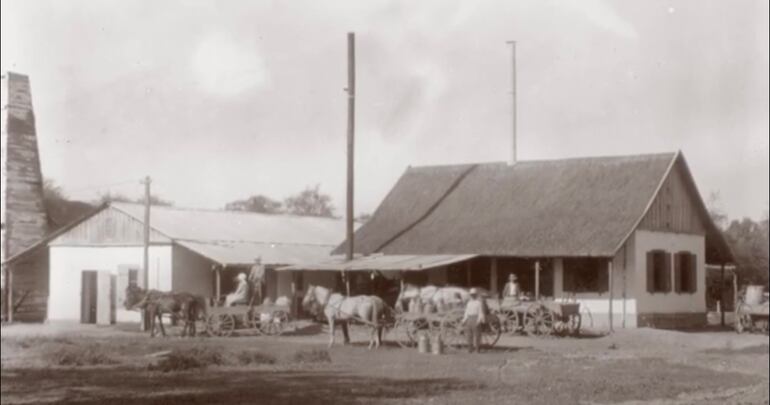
[[491, 299, 581, 337], [735, 285, 769, 334], [390, 306, 502, 349], [205, 303, 290, 337]]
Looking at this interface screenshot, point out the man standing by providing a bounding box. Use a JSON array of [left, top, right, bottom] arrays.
[[462, 288, 486, 353], [249, 257, 265, 304], [501, 274, 521, 305]]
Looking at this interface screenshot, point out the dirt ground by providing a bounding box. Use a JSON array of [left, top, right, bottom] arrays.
[[1, 322, 768, 405]]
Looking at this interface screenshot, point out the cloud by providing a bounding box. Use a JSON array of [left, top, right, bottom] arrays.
[[190, 33, 269, 96], [563, 0, 638, 39]]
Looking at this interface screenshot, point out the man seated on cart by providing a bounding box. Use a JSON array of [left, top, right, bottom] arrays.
[[225, 273, 251, 306], [501, 274, 521, 307]]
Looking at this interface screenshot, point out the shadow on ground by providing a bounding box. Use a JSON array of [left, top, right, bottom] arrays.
[[1, 368, 482, 405]]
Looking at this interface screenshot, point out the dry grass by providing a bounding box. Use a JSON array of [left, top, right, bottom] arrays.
[[40, 343, 118, 366], [148, 345, 225, 372], [236, 350, 277, 366], [291, 349, 331, 364]]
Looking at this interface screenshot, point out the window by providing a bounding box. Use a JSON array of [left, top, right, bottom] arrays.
[[646, 250, 671, 293], [128, 269, 139, 287], [674, 252, 697, 294], [563, 258, 608, 293]]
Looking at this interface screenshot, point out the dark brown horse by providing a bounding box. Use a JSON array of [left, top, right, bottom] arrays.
[[124, 285, 206, 337]]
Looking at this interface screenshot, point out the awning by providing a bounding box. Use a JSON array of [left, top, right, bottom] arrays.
[[276, 254, 478, 272], [175, 240, 337, 268]]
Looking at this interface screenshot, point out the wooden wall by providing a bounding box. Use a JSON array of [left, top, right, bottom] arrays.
[[639, 161, 707, 236], [49, 207, 170, 246]]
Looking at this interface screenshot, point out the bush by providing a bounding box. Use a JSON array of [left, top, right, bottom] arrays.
[[236, 350, 277, 366], [292, 349, 331, 364], [149, 346, 224, 372], [42, 344, 117, 366]]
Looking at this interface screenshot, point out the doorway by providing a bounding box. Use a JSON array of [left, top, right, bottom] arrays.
[[81, 271, 98, 324]]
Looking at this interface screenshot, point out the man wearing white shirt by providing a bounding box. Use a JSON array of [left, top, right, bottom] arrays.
[[462, 288, 486, 353]]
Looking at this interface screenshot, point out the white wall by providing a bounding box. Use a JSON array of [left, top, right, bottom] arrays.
[[48, 245, 172, 322], [633, 230, 706, 313]]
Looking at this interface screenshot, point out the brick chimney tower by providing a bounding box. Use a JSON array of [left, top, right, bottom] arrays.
[[1, 72, 48, 289]]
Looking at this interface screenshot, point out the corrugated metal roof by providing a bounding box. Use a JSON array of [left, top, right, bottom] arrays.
[[177, 240, 337, 267], [277, 254, 477, 272], [110, 203, 348, 266]]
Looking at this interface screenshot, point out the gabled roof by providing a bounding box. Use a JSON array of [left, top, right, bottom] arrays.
[[334, 152, 733, 262]]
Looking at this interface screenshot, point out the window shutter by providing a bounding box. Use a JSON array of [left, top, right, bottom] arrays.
[[688, 253, 698, 293], [673, 253, 682, 293], [646, 251, 655, 293], [663, 252, 672, 293]]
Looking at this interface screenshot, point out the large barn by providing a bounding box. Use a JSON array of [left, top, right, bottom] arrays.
[[7, 202, 347, 324], [286, 152, 734, 330]]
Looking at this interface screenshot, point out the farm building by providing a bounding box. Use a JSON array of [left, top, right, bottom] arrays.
[[5, 202, 347, 324], [284, 152, 734, 330]]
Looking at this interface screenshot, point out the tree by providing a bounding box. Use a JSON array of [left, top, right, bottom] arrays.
[[284, 185, 335, 218], [42, 178, 94, 231], [96, 192, 173, 206], [707, 191, 728, 230], [355, 213, 373, 223], [225, 195, 283, 214], [724, 217, 770, 286]]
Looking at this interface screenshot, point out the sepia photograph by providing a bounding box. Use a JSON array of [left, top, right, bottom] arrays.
[[1, 1, 768, 404]]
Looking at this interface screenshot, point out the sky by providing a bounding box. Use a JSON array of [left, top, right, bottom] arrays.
[[2, 0, 768, 220]]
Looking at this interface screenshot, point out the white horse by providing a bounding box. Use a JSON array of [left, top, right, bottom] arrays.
[[302, 285, 389, 349], [396, 284, 472, 313]]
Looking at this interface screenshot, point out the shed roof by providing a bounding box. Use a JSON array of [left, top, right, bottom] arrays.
[[334, 152, 732, 262], [107, 203, 347, 266], [278, 254, 478, 272]]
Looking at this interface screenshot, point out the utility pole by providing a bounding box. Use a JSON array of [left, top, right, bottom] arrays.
[[344, 32, 355, 296], [506, 40, 517, 165], [141, 176, 151, 289], [140, 176, 151, 330]]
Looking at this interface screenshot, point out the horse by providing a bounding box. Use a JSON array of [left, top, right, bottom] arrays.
[[395, 284, 471, 313], [124, 285, 206, 338], [302, 285, 389, 349]]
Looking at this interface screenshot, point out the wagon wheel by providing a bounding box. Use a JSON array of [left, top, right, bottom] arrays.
[[734, 303, 753, 334], [567, 313, 582, 336], [260, 310, 289, 336], [439, 314, 465, 348], [498, 309, 520, 335], [206, 313, 235, 337], [524, 304, 554, 337], [392, 316, 424, 348], [480, 313, 502, 348]]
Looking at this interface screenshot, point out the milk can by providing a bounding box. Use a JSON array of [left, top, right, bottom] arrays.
[[417, 333, 430, 353], [431, 334, 444, 355]]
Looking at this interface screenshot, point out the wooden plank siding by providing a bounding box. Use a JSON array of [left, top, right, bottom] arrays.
[[639, 161, 707, 236], [48, 207, 170, 246]]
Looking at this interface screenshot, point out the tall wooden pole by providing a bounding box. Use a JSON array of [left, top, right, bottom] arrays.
[[141, 176, 151, 289], [534, 261, 540, 300], [507, 40, 517, 165], [6, 268, 12, 323], [719, 262, 726, 327], [608, 259, 614, 333], [346, 32, 356, 264], [490, 258, 498, 297]]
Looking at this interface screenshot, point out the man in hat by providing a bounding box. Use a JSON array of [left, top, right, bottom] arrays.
[[461, 288, 486, 353], [225, 273, 250, 306], [502, 273, 521, 304], [249, 257, 265, 304]]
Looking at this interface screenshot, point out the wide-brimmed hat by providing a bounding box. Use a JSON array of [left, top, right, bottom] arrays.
[[237, 273, 247, 281], [508, 274, 517, 280], [469, 288, 478, 296]]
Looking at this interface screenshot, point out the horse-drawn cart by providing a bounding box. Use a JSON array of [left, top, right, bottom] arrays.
[[390, 305, 502, 349], [491, 299, 581, 337], [735, 285, 769, 334], [205, 303, 290, 337]]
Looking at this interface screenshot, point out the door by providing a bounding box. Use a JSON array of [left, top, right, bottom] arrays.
[[81, 271, 98, 324]]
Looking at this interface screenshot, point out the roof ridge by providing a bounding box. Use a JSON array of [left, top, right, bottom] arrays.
[[109, 201, 345, 221], [406, 152, 677, 171], [175, 238, 338, 247]]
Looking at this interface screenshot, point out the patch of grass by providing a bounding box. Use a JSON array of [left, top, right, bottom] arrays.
[[2, 336, 75, 350], [41, 344, 117, 366], [236, 350, 277, 366], [149, 346, 225, 372], [291, 349, 331, 364], [703, 344, 770, 355]]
